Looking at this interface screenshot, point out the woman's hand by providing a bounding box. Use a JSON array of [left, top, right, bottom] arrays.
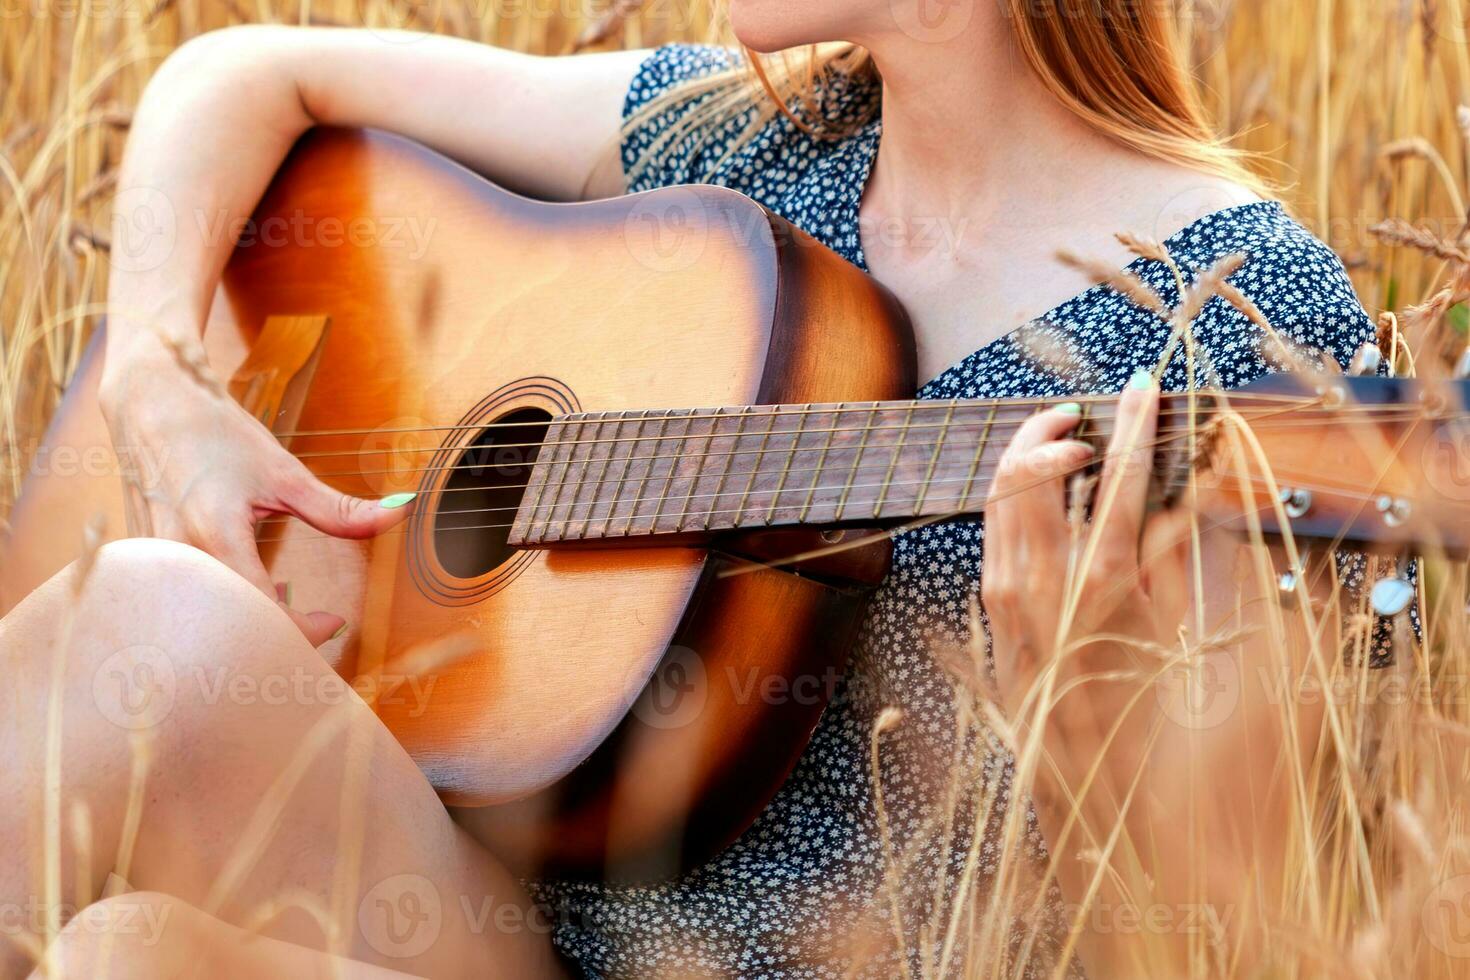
[[982, 370, 1192, 751], [92, 26, 645, 643], [98, 334, 410, 645]]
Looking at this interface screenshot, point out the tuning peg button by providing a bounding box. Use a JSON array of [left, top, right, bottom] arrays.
[[1371, 576, 1416, 617], [1455, 348, 1470, 381], [1349, 342, 1383, 376]]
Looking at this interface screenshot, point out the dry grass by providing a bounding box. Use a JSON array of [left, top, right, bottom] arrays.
[[5, 0, 1470, 977]]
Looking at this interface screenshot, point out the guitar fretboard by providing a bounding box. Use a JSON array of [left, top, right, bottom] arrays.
[[507, 396, 1200, 546]]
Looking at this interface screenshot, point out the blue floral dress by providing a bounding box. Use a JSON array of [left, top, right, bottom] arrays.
[[529, 44, 1390, 978]]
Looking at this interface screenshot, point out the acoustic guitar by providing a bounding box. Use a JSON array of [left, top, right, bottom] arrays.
[[4, 128, 1468, 880]]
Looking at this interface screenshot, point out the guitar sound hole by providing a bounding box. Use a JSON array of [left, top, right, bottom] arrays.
[[433, 408, 551, 578]]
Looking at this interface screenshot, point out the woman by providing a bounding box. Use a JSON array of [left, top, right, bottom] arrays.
[[1, 1, 1384, 976]]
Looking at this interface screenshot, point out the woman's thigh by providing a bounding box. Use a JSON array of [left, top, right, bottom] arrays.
[[0, 538, 562, 978]]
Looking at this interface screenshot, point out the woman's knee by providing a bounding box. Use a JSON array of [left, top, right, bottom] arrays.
[[25, 537, 339, 745]]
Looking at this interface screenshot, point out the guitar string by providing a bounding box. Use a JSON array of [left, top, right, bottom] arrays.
[[282, 406, 1448, 495], [266, 389, 1401, 441], [283, 401, 1444, 467], [251, 414, 1421, 540], [281, 402, 1381, 520], [249, 466, 1420, 547]]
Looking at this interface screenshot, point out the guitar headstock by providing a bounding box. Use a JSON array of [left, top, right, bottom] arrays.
[[1186, 372, 1470, 558]]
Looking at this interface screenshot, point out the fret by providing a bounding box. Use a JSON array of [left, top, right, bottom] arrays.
[[572, 414, 617, 539], [517, 431, 555, 543], [680, 409, 721, 532], [596, 414, 641, 538], [872, 403, 915, 519], [799, 404, 842, 522], [705, 407, 751, 529], [834, 403, 881, 522], [911, 399, 957, 517], [618, 412, 667, 537], [956, 403, 1000, 512], [733, 408, 779, 525], [538, 416, 586, 542], [766, 406, 808, 525], [590, 413, 634, 537], [648, 410, 694, 534]]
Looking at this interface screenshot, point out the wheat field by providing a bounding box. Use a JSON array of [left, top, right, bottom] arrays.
[[5, 0, 1470, 977]]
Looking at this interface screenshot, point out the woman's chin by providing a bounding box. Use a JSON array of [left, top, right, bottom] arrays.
[[729, 5, 829, 53]]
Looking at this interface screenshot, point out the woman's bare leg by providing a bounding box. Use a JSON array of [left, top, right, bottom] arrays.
[[34, 892, 427, 979], [0, 539, 561, 978]]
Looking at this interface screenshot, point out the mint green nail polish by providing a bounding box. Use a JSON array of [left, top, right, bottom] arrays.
[[380, 492, 417, 510], [1056, 402, 1083, 416], [1130, 368, 1156, 390]]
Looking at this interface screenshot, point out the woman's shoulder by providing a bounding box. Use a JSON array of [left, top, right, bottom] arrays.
[[1147, 197, 1376, 384], [620, 43, 878, 195], [624, 43, 741, 114]]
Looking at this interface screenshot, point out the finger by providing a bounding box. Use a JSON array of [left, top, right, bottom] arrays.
[[989, 405, 1088, 501], [195, 523, 277, 598], [274, 461, 416, 540], [291, 610, 348, 649], [1140, 508, 1194, 627], [1095, 371, 1160, 555], [988, 407, 1094, 592], [1010, 441, 1096, 545]]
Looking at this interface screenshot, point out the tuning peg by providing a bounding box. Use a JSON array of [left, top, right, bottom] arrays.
[[1455, 348, 1470, 381], [1349, 341, 1383, 376], [1371, 574, 1416, 618]]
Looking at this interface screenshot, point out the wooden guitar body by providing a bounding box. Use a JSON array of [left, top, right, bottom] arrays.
[[0, 128, 914, 878]]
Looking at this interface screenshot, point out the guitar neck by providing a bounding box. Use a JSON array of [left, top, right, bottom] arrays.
[[509, 395, 1203, 546]]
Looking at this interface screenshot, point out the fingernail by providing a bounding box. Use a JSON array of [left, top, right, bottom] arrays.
[[1130, 368, 1156, 390], [281, 581, 293, 607], [379, 492, 417, 510], [1055, 402, 1083, 416], [331, 623, 348, 641]]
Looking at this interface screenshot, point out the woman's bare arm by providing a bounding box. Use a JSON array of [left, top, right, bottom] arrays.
[[100, 27, 647, 633]]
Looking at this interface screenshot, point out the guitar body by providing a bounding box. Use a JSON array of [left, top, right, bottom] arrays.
[[0, 129, 913, 878]]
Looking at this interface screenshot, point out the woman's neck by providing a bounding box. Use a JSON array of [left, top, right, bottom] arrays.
[[855, 18, 1172, 245]]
